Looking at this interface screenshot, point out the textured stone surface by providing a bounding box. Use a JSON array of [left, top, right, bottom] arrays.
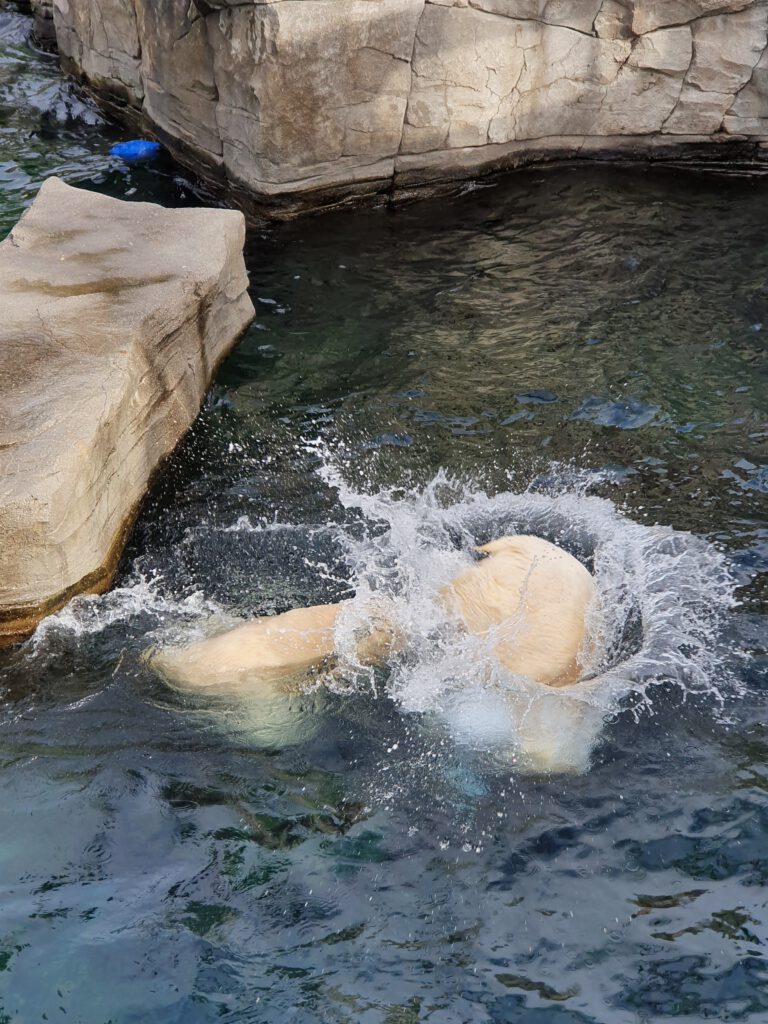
[[208, 0, 423, 195], [54, 0, 144, 107], [0, 178, 254, 644], [51, 0, 768, 212], [10, 0, 57, 47], [31, 0, 56, 47]]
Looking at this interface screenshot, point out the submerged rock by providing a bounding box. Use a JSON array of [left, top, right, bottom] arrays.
[[31, 0, 56, 49], [0, 177, 254, 645], [13, 0, 56, 48], [50, 0, 768, 215]]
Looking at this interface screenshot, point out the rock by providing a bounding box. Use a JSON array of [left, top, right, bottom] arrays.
[[54, 0, 144, 109], [6, 0, 57, 48], [632, 0, 752, 35], [723, 46, 768, 133], [207, 0, 423, 200], [136, 0, 222, 170], [663, 85, 734, 136], [627, 27, 693, 75], [51, 0, 768, 214], [593, 1, 633, 41], [663, 7, 768, 135], [686, 8, 768, 95], [31, 0, 56, 49], [0, 178, 254, 645]]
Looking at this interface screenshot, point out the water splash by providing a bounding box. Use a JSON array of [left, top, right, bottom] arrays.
[[313, 449, 737, 771], [23, 445, 738, 773]]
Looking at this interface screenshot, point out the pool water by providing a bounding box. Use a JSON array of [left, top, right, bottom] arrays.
[[1, 8, 767, 1022]]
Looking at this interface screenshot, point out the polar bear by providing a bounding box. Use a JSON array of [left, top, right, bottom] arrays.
[[149, 599, 399, 697], [151, 535, 596, 694], [150, 535, 601, 770]]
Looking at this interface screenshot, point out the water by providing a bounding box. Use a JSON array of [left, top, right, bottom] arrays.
[[1, 8, 767, 1021]]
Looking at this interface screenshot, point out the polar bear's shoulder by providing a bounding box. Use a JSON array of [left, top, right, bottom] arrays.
[[447, 534, 596, 686]]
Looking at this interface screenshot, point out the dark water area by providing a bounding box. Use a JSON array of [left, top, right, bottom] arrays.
[[1, 8, 768, 1023]]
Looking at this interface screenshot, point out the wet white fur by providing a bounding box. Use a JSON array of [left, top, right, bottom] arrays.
[[150, 535, 598, 770]]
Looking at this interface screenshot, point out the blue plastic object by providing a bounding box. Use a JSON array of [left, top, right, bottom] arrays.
[[110, 139, 162, 162]]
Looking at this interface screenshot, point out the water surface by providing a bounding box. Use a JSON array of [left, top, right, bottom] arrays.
[[1, 9, 767, 1022]]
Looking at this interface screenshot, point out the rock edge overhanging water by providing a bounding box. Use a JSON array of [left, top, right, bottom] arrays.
[[0, 176, 254, 644]]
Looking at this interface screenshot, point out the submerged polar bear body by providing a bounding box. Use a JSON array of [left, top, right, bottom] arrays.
[[150, 535, 600, 769], [152, 602, 342, 696], [150, 600, 398, 696]]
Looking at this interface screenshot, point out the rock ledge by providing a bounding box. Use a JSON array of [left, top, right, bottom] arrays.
[[51, 0, 768, 216], [0, 178, 254, 644]]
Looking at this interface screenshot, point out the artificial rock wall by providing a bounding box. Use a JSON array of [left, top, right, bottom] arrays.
[[52, 0, 768, 213], [0, 179, 253, 644]]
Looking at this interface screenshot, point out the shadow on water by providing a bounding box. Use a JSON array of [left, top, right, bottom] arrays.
[[1, 7, 768, 1022]]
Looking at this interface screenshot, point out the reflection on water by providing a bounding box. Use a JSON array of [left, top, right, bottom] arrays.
[[1, 7, 768, 1022]]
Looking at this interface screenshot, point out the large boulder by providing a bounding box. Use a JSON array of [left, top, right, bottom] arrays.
[[51, 0, 768, 214], [0, 177, 254, 645]]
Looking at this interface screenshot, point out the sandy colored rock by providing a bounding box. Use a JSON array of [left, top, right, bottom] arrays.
[[632, 0, 753, 35], [135, 0, 222, 165], [627, 27, 693, 75], [28, 0, 56, 47], [51, 0, 768, 213], [723, 46, 768, 133], [686, 7, 768, 95], [468, 0, 604, 34], [0, 177, 254, 644], [53, 0, 143, 107], [208, 0, 423, 196]]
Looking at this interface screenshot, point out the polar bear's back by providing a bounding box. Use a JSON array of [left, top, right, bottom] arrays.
[[446, 535, 595, 687]]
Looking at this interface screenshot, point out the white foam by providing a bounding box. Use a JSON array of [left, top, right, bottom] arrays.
[[29, 573, 227, 650]]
